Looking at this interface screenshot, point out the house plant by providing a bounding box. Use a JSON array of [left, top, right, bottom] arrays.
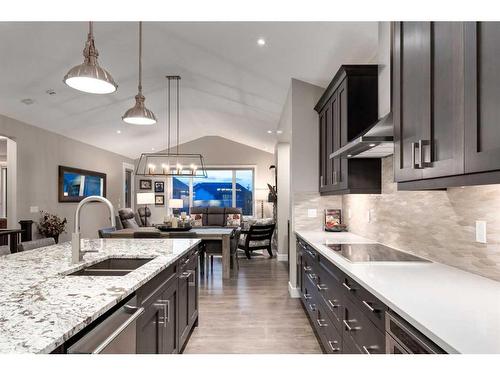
[[38, 211, 67, 243]]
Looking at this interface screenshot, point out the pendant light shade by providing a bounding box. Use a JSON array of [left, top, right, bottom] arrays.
[[122, 22, 156, 125], [63, 22, 117, 94]]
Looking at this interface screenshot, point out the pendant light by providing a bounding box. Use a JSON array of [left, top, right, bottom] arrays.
[[122, 22, 157, 125], [135, 75, 206, 177], [63, 22, 118, 94]]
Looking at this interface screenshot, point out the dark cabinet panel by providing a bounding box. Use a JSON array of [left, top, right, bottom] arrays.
[[162, 282, 179, 354], [136, 299, 163, 354], [464, 22, 500, 173], [315, 65, 380, 195], [178, 250, 199, 351]]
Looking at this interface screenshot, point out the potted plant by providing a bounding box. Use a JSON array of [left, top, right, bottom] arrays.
[[38, 211, 67, 244]]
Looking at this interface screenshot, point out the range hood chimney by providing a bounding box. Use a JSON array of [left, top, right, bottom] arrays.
[[330, 22, 393, 160]]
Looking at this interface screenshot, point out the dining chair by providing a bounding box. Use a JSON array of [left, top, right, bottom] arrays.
[[98, 227, 117, 238], [238, 223, 275, 259]]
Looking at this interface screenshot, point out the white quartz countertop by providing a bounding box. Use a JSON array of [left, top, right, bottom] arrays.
[[295, 230, 500, 354], [0, 238, 200, 354]]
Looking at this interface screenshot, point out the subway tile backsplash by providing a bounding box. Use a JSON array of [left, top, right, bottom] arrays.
[[343, 156, 500, 281]]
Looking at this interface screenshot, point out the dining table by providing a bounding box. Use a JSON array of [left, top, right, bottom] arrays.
[[108, 227, 236, 279]]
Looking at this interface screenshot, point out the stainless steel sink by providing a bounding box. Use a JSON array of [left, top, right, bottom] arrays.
[[68, 258, 154, 276]]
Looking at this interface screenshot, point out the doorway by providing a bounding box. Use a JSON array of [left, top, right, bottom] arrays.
[[0, 136, 17, 230], [123, 163, 135, 209]]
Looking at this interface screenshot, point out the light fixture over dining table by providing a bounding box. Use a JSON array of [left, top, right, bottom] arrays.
[[135, 75, 207, 177]]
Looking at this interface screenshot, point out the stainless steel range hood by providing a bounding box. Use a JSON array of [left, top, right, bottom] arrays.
[[329, 112, 393, 160]]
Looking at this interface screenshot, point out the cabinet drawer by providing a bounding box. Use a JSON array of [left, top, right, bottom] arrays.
[[318, 253, 343, 282], [342, 333, 364, 354], [316, 269, 344, 331], [343, 297, 385, 354], [302, 271, 319, 319], [340, 272, 387, 331], [315, 304, 342, 354]]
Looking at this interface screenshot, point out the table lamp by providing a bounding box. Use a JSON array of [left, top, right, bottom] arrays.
[[136, 192, 155, 226], [169, 198, 184, 216], [255, 189, 268, 219]]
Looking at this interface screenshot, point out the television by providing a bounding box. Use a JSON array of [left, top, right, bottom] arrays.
[[58, 166, 107, 202]]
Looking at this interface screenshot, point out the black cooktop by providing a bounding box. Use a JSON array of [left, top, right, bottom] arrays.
[[324, 243, 430, 263]]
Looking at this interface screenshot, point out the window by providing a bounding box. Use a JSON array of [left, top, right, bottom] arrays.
[[170, 168, 254, 215]]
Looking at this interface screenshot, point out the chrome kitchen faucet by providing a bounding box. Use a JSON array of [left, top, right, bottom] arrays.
[[72, 196, 116, 264]]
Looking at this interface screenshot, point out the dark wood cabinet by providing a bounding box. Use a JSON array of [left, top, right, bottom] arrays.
[[315, 65, 381, 195], [394, 21, 500, 190], [178, 248, 199, 351]]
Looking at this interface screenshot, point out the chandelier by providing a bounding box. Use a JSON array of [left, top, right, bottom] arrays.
[[135, 76, 207, 177]]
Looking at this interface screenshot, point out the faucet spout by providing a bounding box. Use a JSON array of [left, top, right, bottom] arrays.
[[72, 195, 116, 264]]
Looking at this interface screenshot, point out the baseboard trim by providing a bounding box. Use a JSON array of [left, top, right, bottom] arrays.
[[277, 253, 288, 261], [288, 281, 301, 298]]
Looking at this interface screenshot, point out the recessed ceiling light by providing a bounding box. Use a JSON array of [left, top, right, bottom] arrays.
[[276, 130, 283, 134], [116, 130, 122, 134], [257, 38, 266, 46], [267, 130, 273, 134], [21, 98, 35, 105]]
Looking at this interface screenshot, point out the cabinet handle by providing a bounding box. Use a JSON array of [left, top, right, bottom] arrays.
[[333, 171, 338, 185], [411, 142, 421, 169], [303, 266, 312, 272], [308, 273, 317, 281], [328, 340, 341, 352], [306, 250, 316, 258], [308, 303, 316, 312], [157, 299, 170, 323], [316, 283, 328, 291], [154, 301, 169, 326], [180, 271, 191, 279], [419, 139, 431, 168], [362, 300, 376, 313], [304, 293, 312, 300], [342, 282, 354, 292], [362, 345, 378, 355], [320, 175, 324, 188], [328, 299, 340, 309], [343, 319, 360, 331], [316, 319, 328, 327]]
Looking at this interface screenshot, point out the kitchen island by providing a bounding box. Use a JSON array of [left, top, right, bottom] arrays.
[[0, 238, 201, 354]]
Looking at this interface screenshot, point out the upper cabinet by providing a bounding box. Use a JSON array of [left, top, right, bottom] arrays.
[[394, 22, 500, 190], [315, 65, 381, 195]]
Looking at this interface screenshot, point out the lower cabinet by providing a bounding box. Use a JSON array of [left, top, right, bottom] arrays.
[[137, 245, 199, 354]]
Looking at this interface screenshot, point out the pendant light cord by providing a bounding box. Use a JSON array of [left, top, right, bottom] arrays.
[[138, 22, 142, 95]]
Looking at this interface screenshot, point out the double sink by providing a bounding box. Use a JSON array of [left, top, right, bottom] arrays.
[[68, 258, 154, 277]]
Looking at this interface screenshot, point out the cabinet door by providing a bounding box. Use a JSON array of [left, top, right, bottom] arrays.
[[336, 79, 348, 190], [187, 257, 199, 325], [464, 22, 500, 173], [136, 300, 163, 354], [422, 22, 465, 179], [318, 110, 327, 191], [178, 269, 189, 348], [393, 22, 429, 182], [162, 282, 179, 354], [325, 101, 334, 187]]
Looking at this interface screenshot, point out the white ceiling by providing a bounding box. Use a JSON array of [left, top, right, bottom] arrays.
[[0, 22, 378, 158]]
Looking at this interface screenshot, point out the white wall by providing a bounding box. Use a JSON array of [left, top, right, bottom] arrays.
[[135, 136, 276, 223], [276, 142, 290, 260], [0, 114, 134, 241]]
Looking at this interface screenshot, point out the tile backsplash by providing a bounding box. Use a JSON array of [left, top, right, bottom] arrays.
[[343, 156, 500, 281], [293, 192, 342, 231]]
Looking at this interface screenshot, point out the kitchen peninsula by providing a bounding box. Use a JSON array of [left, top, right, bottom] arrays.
[[0, 238, 201, 353]]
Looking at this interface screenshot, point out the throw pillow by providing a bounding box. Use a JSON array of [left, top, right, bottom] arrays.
[[226, 213, 241, 227], [192, 213, 204, 227]]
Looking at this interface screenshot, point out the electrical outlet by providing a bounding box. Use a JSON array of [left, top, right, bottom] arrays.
[[307, 209, 317, 218], [30, 206, 39, 213], [476, 220, 487, 243]]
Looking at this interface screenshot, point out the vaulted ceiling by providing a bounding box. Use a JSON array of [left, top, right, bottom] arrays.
[[0, 22, 378, 158]]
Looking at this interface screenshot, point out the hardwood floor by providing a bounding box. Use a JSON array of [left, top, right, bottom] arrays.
[[183, 253, 322, 354]]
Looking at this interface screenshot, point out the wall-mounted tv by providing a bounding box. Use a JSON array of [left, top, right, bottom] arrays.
[[58, 166, 107, 202]]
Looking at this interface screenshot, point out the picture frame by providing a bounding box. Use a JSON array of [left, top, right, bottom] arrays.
[[139, 179, 152, 190], [58, 166, 106, 203], [154, 181, 165, 193], [155, 194, 165, 206]]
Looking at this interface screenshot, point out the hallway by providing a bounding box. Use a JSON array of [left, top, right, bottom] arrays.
[[183, 254, 322, 354]]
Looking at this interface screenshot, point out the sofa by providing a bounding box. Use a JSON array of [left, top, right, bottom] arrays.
[[189, 207, 242, 228]]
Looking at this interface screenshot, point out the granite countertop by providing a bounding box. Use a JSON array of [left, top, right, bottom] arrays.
[[0, 238, 200, 354], [295, 230, 500, 354]]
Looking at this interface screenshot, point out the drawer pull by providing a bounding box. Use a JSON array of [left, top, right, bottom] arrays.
[[328, 341, 341, 352], [362, 345, 378, 355], [316, 283, 328, 291], [342, 282, 354, 292], [308, 303, 316, 312], [328, 299, 340, 309], [304, 293, 312, 300], [343, 319, 360, 331], [308, 273, 318, 281], [316, 319, 328, 328], [303, 266, 312, 272], [362, 300, 377, 313], [306, 250, 316, 258]]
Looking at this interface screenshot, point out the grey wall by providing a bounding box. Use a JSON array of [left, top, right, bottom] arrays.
[[135, 136, 275, 223], [0, 114, 134, 241]]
